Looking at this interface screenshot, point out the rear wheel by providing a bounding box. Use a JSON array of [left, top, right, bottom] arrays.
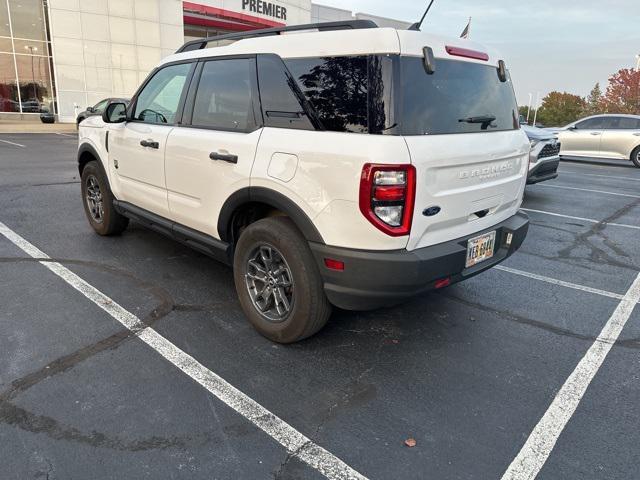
[[233, 216, 331, 343], [631, 146, 640, 168], [81, 161, 129, 236]]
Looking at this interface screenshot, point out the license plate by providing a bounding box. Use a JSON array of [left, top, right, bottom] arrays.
[[465, 231, 496, 268]]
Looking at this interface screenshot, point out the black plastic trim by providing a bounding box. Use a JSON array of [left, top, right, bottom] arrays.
[[113, 200, 232, 265], [217, 187, 324, 244], [310, 212, 529, 310], [77, 143, 102, 174]]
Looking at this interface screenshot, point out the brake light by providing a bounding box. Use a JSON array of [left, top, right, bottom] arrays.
[[445, 45, 489, 61], [359, 164, 416, 237]]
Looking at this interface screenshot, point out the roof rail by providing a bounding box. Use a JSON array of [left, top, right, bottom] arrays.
[[175, 20, 378, 54]]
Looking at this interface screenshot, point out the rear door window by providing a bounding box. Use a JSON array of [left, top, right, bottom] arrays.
[[257, 54, 314, 131], [615, 117, 640, 129], [398, 57, 519, 135], [191, 58, 259, 132]]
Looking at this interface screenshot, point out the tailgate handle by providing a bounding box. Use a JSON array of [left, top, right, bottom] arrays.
[[474, 209, 490, 219]]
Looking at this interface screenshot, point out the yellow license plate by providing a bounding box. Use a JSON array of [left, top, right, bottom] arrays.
[[465, 231, 496, 268]]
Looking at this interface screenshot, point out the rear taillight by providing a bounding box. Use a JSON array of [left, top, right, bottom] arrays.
[[359, 164, 416, 237]]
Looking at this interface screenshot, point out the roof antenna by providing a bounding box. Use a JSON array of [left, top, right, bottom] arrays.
[[409, 0, 437, 31]]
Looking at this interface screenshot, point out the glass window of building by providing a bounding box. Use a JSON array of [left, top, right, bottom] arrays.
[[0, 0, 56, 115]]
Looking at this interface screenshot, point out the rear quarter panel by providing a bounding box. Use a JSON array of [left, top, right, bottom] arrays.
[[253, 128, 411, 250]]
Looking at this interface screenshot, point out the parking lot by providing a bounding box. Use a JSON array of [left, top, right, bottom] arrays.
[[1, 133, 639, 479]]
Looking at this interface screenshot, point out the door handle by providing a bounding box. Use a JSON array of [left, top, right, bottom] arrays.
[[140, 139, 159, 149], [590, 132, 601, 136], [209, 151, 238, 164]]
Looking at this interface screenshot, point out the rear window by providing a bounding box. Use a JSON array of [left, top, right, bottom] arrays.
[[399, 57, 519, 135], [284, 56, 370, 134]]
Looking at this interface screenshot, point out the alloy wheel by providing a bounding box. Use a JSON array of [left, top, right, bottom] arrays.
[[85, 175, 104, 224], [244, 244, 294, 322]]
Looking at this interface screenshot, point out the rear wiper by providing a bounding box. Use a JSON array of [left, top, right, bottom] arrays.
[[458, 115, 497, 131], [458, 115, 497, 124]]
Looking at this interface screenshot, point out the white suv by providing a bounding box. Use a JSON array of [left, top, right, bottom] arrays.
[[77, 21, 530, 343]]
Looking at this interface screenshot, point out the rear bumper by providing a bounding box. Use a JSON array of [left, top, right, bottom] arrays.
[[310, 211, 529, 310], [527, 156, 560, 184]]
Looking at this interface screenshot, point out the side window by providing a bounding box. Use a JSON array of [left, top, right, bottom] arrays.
[[93, 100, 108, 113], [257, 54, 314, 131], [576, 117, 604, 129], [616, 117, 640, 129], [285, 56, 369, 134], [191, 58, 258, 131], [134, 63, 192, 124]]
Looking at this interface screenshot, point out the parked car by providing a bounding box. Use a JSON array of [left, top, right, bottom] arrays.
[[77, 98, 129, 126], [77, 21, 530, 343], [39, 109, 55, 123], [557, 114, 640, 168], [522, 125, 560, 184]]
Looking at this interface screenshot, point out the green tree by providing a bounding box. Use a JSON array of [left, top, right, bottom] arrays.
[[536, 91, 586, 127], [584, 83, 603, 115]]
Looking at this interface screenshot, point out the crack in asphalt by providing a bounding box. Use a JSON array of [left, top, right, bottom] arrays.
[[442, 292, 640, 350], [556, 198, 640, 270], [0, 256, 233, 452]]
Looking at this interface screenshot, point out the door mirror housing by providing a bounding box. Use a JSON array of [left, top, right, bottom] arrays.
[[568, 125, 577, 131], [103, 102, 128, 123], [86, 106, 95, 113]]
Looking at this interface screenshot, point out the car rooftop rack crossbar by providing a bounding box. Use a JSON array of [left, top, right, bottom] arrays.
[[176, 20, 379, 54]]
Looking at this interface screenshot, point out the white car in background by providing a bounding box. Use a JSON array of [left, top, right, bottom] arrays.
[[522, 125, 560, 184], [555, 114, 640, 168]]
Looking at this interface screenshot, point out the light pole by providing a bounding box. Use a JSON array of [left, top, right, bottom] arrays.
[[24, 45, 38, 102], [636, 54, 640, 71]]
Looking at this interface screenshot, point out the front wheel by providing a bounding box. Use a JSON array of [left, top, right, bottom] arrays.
[[81, 161, 129, 236], [631, 146, 640, 168], [233, 217, 331, 343]]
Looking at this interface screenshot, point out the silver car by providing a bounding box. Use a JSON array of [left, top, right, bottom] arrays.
[[522, 125, 561, 184], [557, 114, 640, 168]]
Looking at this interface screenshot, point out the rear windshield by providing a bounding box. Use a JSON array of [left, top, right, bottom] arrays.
[[399, 57, 519, 135], [264, 55, 518, 136]]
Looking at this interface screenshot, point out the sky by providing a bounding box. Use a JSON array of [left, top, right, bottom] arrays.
[[316, 0, 640, 106]]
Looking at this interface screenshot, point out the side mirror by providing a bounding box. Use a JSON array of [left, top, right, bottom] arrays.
[[568, 125, 577, 131], [86, 106, 95, 113], [102, 102, 128, 123]]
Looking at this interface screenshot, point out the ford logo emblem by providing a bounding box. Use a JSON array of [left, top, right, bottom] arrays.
[[423, 206, 441, 217]]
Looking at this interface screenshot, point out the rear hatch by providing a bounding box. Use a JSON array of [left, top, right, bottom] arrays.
[[395, 49, 528, 251]]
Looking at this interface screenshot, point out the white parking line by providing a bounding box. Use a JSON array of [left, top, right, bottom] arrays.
[[534, 183, 640, 199], [560, 171, 640, 183], [55, 132, 75, 137], [495, 265, 626, 301], [0, 139, 25, 148], [0, 221, 368, 480], [501, 271, 640, 480], [521, 208, 640, 231]]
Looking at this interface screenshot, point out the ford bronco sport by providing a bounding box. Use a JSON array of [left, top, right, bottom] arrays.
[[77, 20, 530, 343]]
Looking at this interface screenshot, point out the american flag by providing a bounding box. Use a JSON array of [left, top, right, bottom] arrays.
[[460, 17, 471, 39]]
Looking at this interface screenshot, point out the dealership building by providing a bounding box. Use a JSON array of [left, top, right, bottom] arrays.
[[0, 0, 409, 123]]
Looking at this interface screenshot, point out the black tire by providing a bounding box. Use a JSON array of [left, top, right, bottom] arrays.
[[233, 216, 331, 343], [81, 160, 129, 236], [631, 146, 640, 168]]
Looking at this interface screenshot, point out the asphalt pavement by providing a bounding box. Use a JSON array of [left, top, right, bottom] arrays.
[[1, 134, 639, 479]]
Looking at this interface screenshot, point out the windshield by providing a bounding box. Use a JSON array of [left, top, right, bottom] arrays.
[[398, 57, 519, 135]]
